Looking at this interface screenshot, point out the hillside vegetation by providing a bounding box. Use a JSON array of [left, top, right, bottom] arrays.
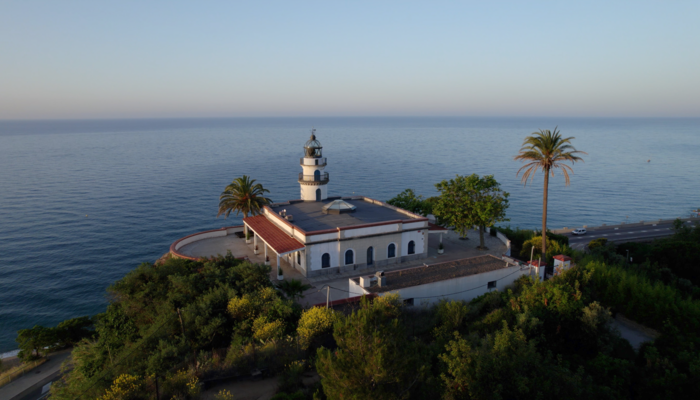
[[14, 229, 699, 399]]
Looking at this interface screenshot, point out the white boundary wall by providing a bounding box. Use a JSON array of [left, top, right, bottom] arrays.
[[174, 230, 227, 251], [484, 227, 512, 256], [355, 264, 532, 306]]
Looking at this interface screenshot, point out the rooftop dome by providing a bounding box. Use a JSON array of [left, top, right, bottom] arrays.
[[304, 129, 323, 158], [322, 199, 356, 214]]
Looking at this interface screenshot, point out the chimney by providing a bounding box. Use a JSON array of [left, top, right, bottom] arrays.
[[375, 271, 386, 287], [359, 276, 371, 288]]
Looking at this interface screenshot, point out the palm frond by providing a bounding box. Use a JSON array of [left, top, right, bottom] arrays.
[[217, 175, 272, 218]]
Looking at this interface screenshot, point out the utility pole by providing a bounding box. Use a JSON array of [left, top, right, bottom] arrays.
[[326, 286, 330, 309], [155, 375, 160, 400]]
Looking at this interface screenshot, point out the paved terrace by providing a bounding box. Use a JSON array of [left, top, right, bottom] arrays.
[[174, 227, 506, 307]]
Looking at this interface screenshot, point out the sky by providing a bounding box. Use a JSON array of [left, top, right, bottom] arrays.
[[1, 1, 699, 119]]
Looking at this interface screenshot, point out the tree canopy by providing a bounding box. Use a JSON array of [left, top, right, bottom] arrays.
[[433, 174, 509, 248], [386, 189, 435, 217], [316, 295, 427, 400]]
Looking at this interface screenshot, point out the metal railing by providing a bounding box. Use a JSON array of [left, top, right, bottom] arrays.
[[298, 172, 329, 182], [300, 157, 327, 166]]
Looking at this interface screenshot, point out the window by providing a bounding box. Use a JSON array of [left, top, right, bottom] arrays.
[[367, 247, 374, 265], [345, 249, 354, 265], [322, 253, 330, 268], [487, 280, 497, 289], [408, 240, 415, 255], [403, 298, 414, 306], [387, 243, 396, 258], [297, 252, 301, 265]]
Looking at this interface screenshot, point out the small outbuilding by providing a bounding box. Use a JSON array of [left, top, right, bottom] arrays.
[[348, 254, 543, 306]]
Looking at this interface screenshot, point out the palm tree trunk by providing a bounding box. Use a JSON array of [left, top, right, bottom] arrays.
[[479, 226, 485, 249], [542, 170, 549, 262]]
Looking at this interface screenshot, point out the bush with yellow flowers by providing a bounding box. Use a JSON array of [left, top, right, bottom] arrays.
[[161, 368, 200, 400], [100, 374, 145, 400], [214, 389, 235, 400], [296, 307, 337, 350]]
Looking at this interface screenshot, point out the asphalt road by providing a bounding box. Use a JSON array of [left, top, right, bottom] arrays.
[[564, 220, 700, 251]]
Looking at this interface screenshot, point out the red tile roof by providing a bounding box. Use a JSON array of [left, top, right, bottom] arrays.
[[428, 222, 447, 231], [528, 260, 547, 267], [553, 255, 572, 261], [244, 215, 305, 255]]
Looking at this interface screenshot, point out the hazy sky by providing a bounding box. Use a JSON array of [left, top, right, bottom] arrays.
[[2, 1, 699, 119]]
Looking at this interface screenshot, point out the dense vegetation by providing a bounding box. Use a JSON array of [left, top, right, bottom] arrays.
[[13, 216, 699, 399], [49, 253, 286, 399], [22, 240, 696, 399], [495, 226, 570, 265], [386, 189, 436, 217]]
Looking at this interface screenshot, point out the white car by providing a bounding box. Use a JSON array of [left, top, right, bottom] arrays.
[[572, 228, 587, 235]]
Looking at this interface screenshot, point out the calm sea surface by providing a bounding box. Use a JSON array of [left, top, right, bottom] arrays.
[[1, 117, 699, 353]]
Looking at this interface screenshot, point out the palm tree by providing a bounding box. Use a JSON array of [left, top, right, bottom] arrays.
[[514, 128, 586, 261], [217, 175, 272, 219]]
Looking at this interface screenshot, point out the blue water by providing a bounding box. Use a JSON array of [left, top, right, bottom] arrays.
[[1, 117, 699, 353]]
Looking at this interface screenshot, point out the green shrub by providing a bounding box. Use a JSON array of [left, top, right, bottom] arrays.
[[587, 238, 608, 250], [580, 259, 700, 333], [520, 236, 572, 265]]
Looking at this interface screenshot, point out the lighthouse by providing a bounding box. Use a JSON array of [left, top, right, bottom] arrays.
[[299, 129, 328, 201]]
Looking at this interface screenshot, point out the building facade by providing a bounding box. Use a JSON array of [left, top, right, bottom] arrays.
[[243, 132, 431, 277]]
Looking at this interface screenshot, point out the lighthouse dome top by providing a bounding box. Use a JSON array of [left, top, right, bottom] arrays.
[[304, 129, 323, 158]]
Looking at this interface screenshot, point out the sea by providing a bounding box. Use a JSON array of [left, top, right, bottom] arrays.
[[1, 117, 699, 354]]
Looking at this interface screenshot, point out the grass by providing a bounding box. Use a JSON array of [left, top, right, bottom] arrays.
[[0, 357, 47, 388]]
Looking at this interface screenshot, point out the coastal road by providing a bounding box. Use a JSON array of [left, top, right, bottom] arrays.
[[564, 220, 700, 251]]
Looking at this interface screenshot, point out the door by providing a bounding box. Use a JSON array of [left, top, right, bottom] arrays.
[[367, 247, 374, 265], [315, 188, 321, 201]]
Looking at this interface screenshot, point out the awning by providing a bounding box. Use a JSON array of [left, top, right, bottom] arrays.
[[243, 215, 305, 255], [428, 222, 448, 233]]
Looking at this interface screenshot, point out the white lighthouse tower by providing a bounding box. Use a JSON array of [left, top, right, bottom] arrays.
[[299, 129, 328, 202]]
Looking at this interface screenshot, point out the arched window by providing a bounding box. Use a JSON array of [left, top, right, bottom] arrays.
[[297, 251, 301, 265], [345, 249, 354, 265], [314, 169, 321, 181], [322, 253, 330, 268], [388, 243, 396, 258], [367, 247, 374, 265], [408, 240, 415, 255]]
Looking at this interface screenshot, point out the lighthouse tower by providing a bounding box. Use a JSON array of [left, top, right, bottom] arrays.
[[299, 129, 329, 202]]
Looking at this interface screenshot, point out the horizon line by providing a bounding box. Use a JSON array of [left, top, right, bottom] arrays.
[[2, 115, 700, 123]]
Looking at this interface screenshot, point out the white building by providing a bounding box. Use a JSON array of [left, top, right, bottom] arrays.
[[242, 131, 442, 278], [348, 254, 546, 306]]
